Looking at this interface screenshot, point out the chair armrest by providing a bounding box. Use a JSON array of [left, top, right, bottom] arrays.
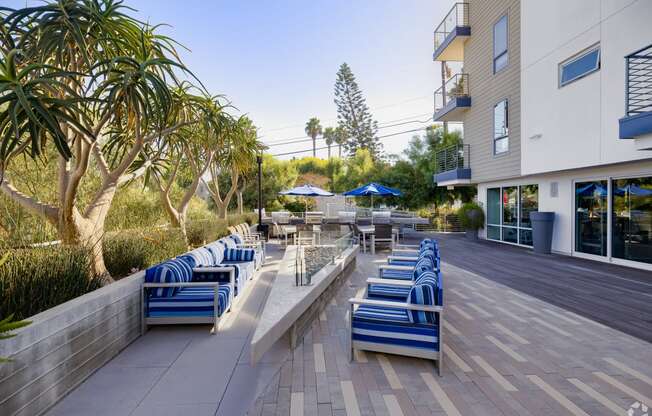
[[348, 297, 442, 313], [379, 264, 414, 271], [387, 255, 418, 261], [366, 277, 414, 287], [394, 245, 419, 250], [143, 282, 220, 288]]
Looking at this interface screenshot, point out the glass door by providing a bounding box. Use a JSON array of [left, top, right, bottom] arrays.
[[575, 180, 608, 256], [611, 176, 652, 264]]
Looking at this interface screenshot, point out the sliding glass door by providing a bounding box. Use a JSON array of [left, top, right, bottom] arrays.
[[486, 184, 538, 246], [575, 180, 608, 256], [611, 176, 652, 264]]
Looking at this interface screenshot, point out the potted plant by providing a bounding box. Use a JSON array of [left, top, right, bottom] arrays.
[[458, 202, 485, 240]]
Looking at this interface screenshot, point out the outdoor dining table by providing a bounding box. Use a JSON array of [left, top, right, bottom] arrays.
[[358, 225, 376, 255]]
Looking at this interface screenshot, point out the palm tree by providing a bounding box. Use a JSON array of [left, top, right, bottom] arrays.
[[334, 126, 347, 158], [323, 127, 336, 159], [305, 117, 322, 157]]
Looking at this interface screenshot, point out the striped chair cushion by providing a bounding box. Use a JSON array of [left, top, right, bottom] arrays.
[[178, 248, 214, 268], [229, 233, 244, 245], [220, 238, 237, 249], [352, 305, 410, 322], [381, 268, 414, 280], [407, 281, 439, 324], [145, 259, 192, 297], [204, 242, 225, 264], [224, 247, 255, 262], [415, 270, 438, 285], [147, 285, 231, 318], [352, 306, 438, 351], [367, 284, 411, 301], [414, 257, 435, 275]]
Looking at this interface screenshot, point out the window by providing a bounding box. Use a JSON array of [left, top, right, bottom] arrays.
[[575, 180, 608, 256], [493, 100, 508, 154], [559, 45, 600, 87], [611, 176, 652, 264], [493, 15, 508, 73], [487, 185, 538, 246]]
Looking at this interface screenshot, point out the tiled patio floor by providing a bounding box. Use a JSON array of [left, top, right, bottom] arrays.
[[248, 235, 652, 416]]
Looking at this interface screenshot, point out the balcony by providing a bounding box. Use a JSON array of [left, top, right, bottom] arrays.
[[433, 2, 470, 62], [433, 73, 471, 122], [619, 43, 652, 149], [433, 143, 472, 186]]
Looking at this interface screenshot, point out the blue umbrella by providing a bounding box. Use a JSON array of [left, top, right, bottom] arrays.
[[343, 182, 402, 209], [279, 184, 333, 213]]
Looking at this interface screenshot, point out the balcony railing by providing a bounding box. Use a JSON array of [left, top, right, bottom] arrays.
[[625, 44, 652, 117], [433, 2, 469, 53], [436, 143, 469, 174], [434, 73, 469, 113]]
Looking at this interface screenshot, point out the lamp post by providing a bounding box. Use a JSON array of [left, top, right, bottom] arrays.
[[257, 154, 263, 226]]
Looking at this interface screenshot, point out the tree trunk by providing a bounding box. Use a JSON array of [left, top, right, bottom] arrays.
[[312, 136, 316, 157], [327, 145, 331, 159], [237, 190, 244, 215], [338, 144, 342, 158]]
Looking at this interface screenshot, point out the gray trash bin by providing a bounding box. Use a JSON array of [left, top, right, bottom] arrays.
[[530, 211, 555, 254]]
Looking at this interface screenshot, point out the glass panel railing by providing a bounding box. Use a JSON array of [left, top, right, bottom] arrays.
[[433, 3, 469, 51], [434, 73, 469, 113]]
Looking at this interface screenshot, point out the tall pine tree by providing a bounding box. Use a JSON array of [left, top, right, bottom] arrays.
[[334, 63, 381, 158]]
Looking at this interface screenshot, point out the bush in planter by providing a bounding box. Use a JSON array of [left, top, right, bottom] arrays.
[[103, 228, 188, 278], [0, 246, 103, 320], [457, 202, 485, 230]]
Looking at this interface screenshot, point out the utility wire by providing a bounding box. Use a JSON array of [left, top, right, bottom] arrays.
[[271, 126, 429, 157]]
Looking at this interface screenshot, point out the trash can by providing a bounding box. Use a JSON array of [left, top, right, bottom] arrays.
[[530, 212, 555, 254], [257, 224, 270, 241]]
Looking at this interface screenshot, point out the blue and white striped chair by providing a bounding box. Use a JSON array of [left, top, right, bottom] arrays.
[[178, 246, 246, 298], [228, 233, 265, 269], [387, 239, 439, 266], [378, 255, 439, 282], [349, 270, 444, 375], [205, 239, 256, 290], [142, 257, 235, 334]]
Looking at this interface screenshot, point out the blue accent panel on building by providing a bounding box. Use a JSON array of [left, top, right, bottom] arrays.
[[432, 26, 471, 61], [434, 168, 472, 184], [619, 112, 652, 139], [433, 96, 472, 121]]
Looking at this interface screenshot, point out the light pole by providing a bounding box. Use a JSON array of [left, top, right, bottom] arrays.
[[257, 154, 263, 226]]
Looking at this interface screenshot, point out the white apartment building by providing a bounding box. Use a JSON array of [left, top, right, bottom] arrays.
[[433, 0, 652, 270]]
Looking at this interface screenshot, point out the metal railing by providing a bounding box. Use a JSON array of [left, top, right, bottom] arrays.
[[434, 73, 469, 113], [435, 143, 470, 174], [625, 43, 652, 116], [433, 2, 469, 52]]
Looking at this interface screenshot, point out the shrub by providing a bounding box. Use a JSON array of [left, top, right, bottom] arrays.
[[185, 213, 257, 247], [103, 228, 188, 278], [457, 202, 485, 230], [0, 246, 103, 320]]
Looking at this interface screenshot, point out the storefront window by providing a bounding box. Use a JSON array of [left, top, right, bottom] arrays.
[[487, 188, 501, 240], [611, 176, 652, 264], [502, 187, 518, 227], [575, 180, 608, 256]]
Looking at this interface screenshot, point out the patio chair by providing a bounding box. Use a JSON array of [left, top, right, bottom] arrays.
[[351, 223, 374, 253], [178, 245, 248, 298], [273, 222, 297, 246], [338, 211, 356, 224], [142, 257, 235, 334], [204, 239, 256, 294], [372, 211, 391, 224], [349, 270, 443, 375], [373, 224, 394, 252], [387, 240, 439, 267], [305, 211, 324, 225], [379, 254, 439, 281], [228, 233, 265, 269]]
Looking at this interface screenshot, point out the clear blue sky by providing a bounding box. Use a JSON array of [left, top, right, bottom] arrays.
[[9, 0, 453, 159]]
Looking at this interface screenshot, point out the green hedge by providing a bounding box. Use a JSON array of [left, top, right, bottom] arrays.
[[0, 246, 103, 320], [103, 227, 188, 278], [186, 213, 258, 247]]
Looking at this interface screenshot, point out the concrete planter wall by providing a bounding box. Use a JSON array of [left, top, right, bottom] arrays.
[[0, 271, 145, 416]]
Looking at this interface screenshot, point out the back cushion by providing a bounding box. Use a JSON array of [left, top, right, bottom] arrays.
[[221, 238, 237, 249], [230, 234, 244, 245], [224, 248, 255, 262], [407, 280, 438, 324], [145, 259, 192, 297], [412, 257, 434, 279], [205, 242, 225, 264]]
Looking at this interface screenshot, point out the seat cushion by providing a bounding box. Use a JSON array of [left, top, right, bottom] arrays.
[[367, 284, 411, 301], [380, 268, 414, 280], [147, 285, 231, 318], [352, 306, 438, 351], [145, 259, 193, 297]]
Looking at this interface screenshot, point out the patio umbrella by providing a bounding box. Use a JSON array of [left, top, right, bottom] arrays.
[[279, 184, 334, 213], [343, 182, 402, 209]]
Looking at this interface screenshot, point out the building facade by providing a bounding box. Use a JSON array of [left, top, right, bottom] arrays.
[[433, 0, 652, 270]]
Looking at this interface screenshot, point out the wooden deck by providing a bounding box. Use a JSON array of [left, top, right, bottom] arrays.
[[248, 232, 652, 416], [433, 233, 652, 343]]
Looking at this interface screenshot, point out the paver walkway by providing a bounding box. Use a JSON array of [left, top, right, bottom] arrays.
[[248, 233, 652, 416]]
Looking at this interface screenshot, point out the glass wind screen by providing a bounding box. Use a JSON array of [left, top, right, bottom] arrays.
[[560, 47, 600, 86], [575, 180, 608, 256], [611, 176, 652, 264]]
